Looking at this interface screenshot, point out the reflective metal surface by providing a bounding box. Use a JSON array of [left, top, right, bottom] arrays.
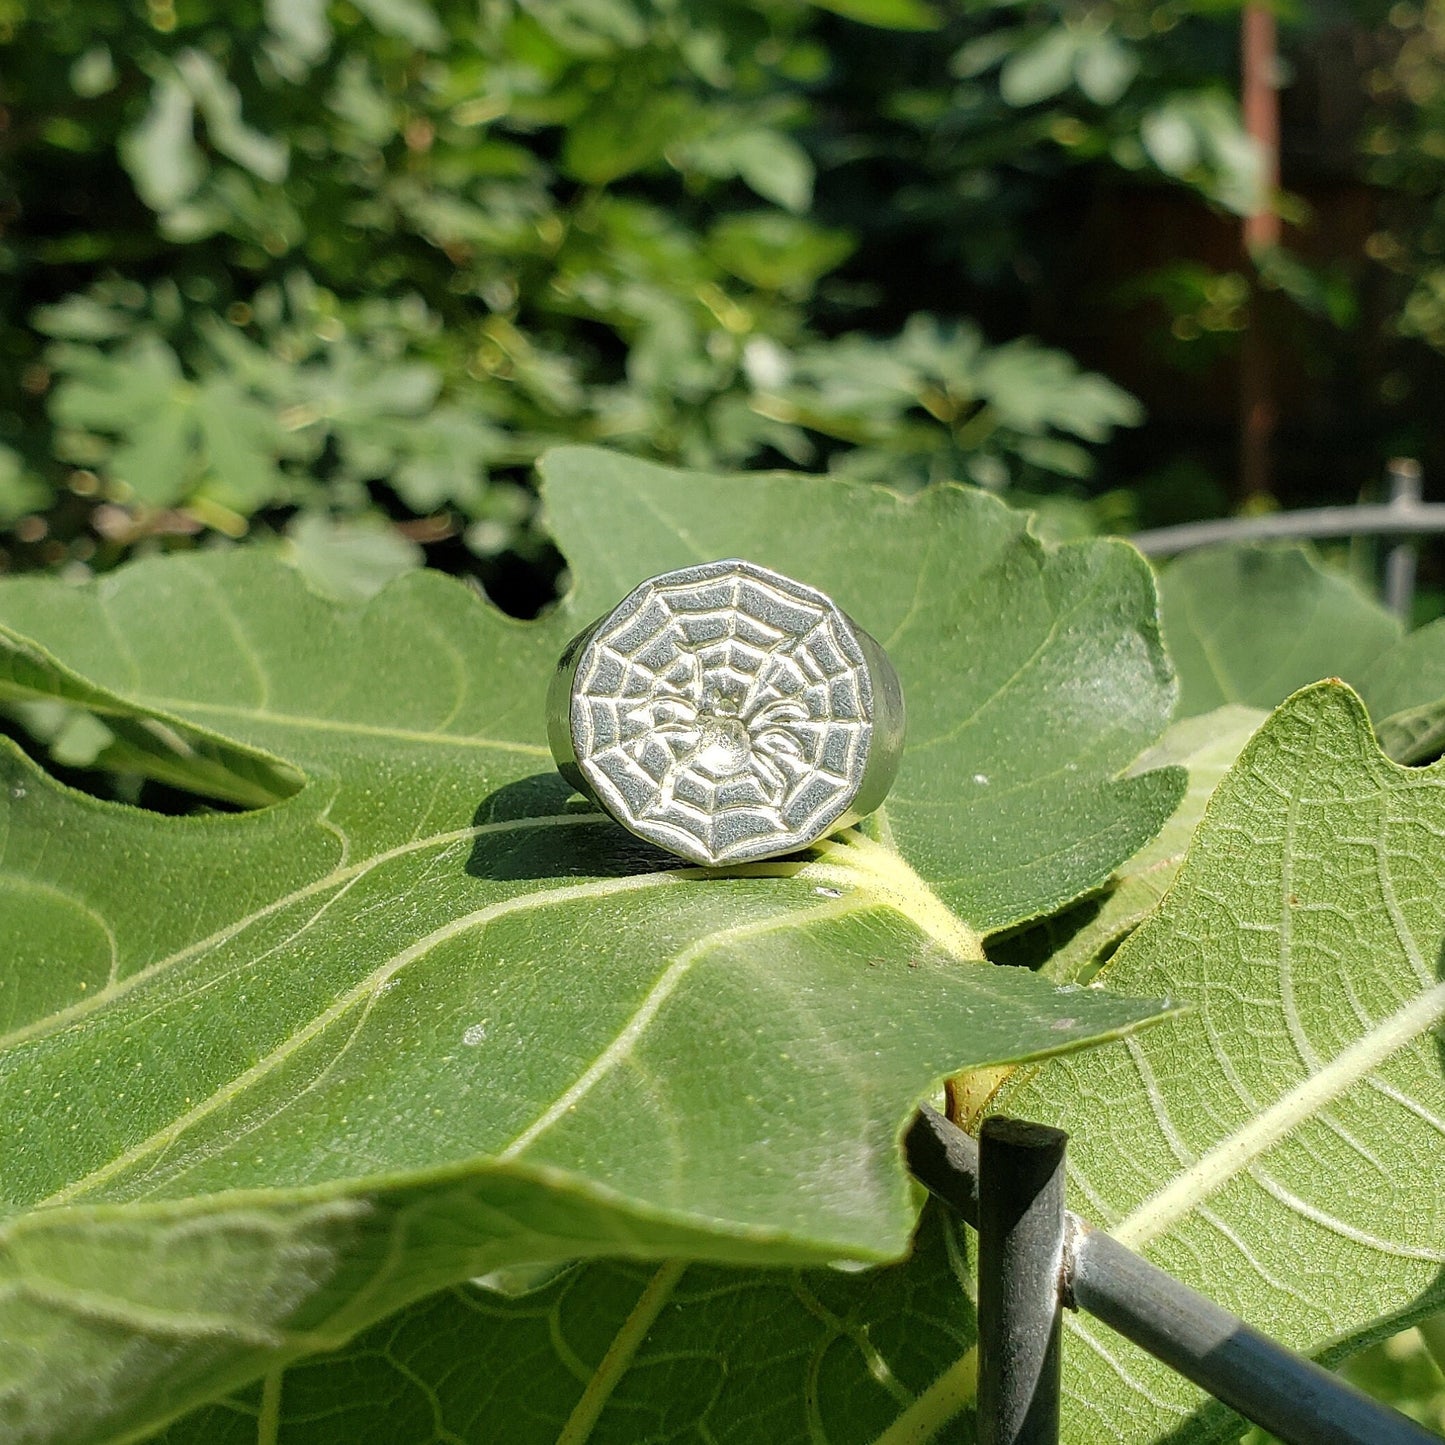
[[548, 559, 904, 865]]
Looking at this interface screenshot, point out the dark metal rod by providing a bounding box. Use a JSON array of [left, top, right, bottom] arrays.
[[1385, 458, 1423, 620], [1132, 500, 1445, 556], [978, 1117, 1067, 1445], [906, 1103, 980, 1226], [904, 1108, 1440, 1445], [1385, 540, 1420, 621], [1069, 1226, 1441, 1445]]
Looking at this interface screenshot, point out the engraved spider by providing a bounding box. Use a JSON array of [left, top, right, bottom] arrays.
[[623, 643, 816, 816]]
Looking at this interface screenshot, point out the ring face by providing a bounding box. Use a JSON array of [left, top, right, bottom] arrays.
[[565, 560, 878, 865]]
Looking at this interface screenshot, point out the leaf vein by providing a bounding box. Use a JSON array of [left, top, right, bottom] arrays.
[[36, 866, 683, 1206], [496, 897, 866, 1159], [141, 696, 552, 756], [1115, 978, 1445, 1249], [1248, 1167, 1445, 1261], [0, 812, 607, 1053]]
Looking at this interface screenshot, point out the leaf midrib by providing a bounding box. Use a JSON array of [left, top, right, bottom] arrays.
[[494, 896, 867, 1162], [35, 865, 700, 1207], [555, 1260, 688, 1445], [144, 695, 552, 755], [1113, 977, 1445, 1251], [42, 892, 884, 1211]]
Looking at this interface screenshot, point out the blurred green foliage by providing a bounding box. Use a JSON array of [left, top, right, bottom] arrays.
[[1364, 1, 1445, 349], [0, 0, 1271, 592]]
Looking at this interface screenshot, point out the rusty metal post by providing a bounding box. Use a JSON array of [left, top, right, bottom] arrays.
[[1240, 4, 1281, 499]]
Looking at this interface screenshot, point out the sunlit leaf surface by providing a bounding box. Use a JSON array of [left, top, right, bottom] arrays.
[[0, 452, 1182, 1444]]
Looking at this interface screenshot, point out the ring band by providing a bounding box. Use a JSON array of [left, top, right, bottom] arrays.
[[547, 559, 905, 865]]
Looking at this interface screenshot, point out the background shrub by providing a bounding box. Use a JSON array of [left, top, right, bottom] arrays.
[[0, 0, 1348, 608]]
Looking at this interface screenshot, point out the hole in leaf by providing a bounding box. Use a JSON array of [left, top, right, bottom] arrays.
[[0, 700, 303, 816], [988, 891, 1108, 978]]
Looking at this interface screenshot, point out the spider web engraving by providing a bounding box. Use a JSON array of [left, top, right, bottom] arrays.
[[572, 563, 873, 863]]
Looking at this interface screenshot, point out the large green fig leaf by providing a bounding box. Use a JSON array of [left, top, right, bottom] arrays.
[[154, 1204, 977, 1445], [992, 682, 1445, 1442], [152, 695, 1445, 1445], [0, 450, 1183, 1444], [263, 684, 1445, 1445], [1160, 542, 1445, 763]]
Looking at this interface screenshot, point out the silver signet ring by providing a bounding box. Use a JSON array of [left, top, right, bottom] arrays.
[[547, 559, 905, 866]]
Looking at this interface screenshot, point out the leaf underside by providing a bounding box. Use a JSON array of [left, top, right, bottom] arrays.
[[999, 682, 1445, 1443], [1160, 542, 1445, 764], [156, 1203, 978, 1445]]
